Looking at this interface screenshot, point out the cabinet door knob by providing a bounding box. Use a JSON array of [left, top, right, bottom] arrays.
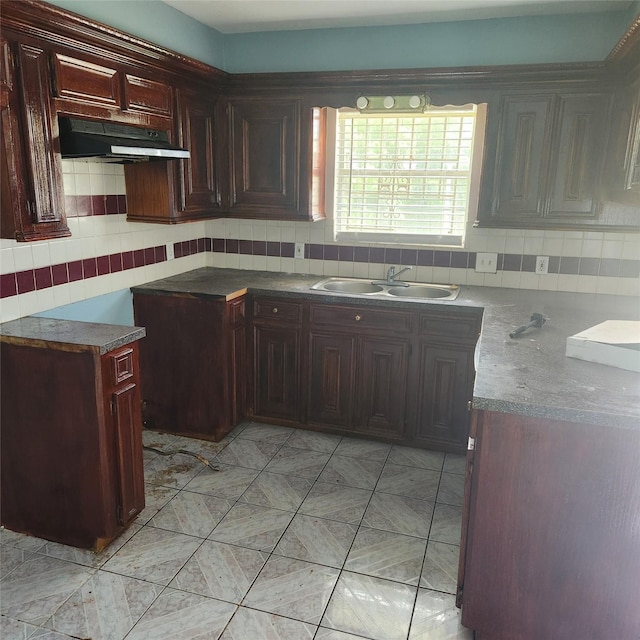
[[272, 307, 278, 314], [355, 315, 361, 321]]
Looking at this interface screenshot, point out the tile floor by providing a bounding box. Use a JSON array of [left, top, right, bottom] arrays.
[[0, 422, 472, 640]]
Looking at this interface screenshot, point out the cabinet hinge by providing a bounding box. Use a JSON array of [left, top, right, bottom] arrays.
[[111, 398, 117, 416], [116, 503, 123, 525], [468, 436, 475, 451]]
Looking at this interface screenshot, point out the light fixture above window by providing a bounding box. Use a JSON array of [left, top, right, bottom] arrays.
[[355, 94, 431, 113]]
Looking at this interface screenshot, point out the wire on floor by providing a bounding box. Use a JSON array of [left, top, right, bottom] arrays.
[[143, 445, 220, 472]]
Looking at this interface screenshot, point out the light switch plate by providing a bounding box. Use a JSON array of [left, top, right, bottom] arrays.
[[294, 242, 305, 259], [475, 252, 498, 273], [536, 256, 549, 274], [166, 243, 175, 261]]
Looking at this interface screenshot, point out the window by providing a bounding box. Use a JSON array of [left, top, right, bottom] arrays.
[[333, 105, 480, 247]]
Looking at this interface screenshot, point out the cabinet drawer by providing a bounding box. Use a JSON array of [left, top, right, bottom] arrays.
[[253, 298, 302, 323], [109, 347, 135, 386], [419, 313, 481, 340], [310, 304, 413, 333]]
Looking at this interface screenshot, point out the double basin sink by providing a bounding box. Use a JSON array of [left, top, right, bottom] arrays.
[[311, 277, 460, 300]]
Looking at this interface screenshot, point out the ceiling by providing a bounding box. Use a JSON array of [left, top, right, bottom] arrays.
[[161, 0, 634, 34]]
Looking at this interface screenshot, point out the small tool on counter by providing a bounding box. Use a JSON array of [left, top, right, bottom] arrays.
[[509, 312, 547, 338]]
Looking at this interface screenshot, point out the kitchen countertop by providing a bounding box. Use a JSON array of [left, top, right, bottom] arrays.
[[0, 316, 146, 355], [133, 267, 640, 429]]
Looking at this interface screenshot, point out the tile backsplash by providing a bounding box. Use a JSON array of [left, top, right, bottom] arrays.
[[0, 160, 638, 323]]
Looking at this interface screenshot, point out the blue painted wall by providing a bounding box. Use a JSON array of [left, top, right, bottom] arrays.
[[223, 11, 633, 73], [44, 1, 637, 73], [45, 0, 225, 67], [35, 290, 135, 326]]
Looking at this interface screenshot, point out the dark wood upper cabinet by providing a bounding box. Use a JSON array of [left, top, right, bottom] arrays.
[[123, 74, 173, 118], [125, 90, 224, 223], [51, 52, 120, 108], [478, 90, 614, 229], [1, 38, 69, 241], [175, 88, 223, 215], [227, 97, 326, 221], [546, 93, 611, 218], [486, 94, 554, 220]]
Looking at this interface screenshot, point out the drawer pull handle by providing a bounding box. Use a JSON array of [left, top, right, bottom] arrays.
[[272, 307, 278, 314], [355, 315, 361, 321]]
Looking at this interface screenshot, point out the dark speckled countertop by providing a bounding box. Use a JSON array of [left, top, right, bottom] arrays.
[[133, 267, 640, 428], [0, 317, 145, 355]]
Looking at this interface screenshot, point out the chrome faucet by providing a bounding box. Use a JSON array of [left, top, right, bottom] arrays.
[[373, 265, 413, 286]]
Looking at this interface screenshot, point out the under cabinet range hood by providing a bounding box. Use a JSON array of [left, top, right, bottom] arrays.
[[58, 117, 190, 162]]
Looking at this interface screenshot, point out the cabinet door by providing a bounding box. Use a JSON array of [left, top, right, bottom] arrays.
[[228, 98, 301, 218], [124, 74, 172, 118], [355, 336, 409, 439], [51, 51, 120, 108], [486, 95, 554, 220], [2, 41, 69, 241], [105, 346, 145, 526], [174, 88, 223, 217], [253, 324, 301, 422], [308, 332, 356, 429], [414, 344, 474, 453], [547, 93, 611, 218], [111, 382, 144, 524]]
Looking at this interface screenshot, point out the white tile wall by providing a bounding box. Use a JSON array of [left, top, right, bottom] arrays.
[[1, 160, 638, 325]]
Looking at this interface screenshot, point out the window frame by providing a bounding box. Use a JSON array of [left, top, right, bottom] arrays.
[[327, 103, 486, 249]]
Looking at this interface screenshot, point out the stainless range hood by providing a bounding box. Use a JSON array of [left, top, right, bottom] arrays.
[[59, 117, 190, 162]]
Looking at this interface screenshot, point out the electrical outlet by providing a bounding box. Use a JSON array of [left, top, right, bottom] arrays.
[[535, 256, 549, 274], [475, 252, 498, 273], [294, 242, 305, 259], [166, 243, 175, 261]]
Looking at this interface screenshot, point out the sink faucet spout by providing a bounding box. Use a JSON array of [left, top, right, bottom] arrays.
[[374, 265, 413, 286]]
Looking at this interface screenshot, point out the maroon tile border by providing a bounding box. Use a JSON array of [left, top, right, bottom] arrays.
[[64, 194, 128, 218], [1, 237, 637, 300]]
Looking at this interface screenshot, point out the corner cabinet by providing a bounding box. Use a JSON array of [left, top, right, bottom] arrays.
[[0, 328, 145, 550], [458, 409, 640, 640], [226, 97, 326, 221], [478, 90, 613, 229], [0, 38, 70, 242], [132, 290, 246, 440]]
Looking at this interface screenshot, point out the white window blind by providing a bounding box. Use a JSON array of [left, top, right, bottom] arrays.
[[334, 107, 477, 246]]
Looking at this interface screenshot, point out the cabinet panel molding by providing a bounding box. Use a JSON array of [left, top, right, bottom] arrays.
[[124, 74, 172, 117], [52, 52, 120, 107]]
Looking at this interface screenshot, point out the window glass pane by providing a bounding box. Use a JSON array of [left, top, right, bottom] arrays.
[[335, 107, 477, 246]]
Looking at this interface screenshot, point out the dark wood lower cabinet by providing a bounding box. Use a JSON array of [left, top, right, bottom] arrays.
[[0, 340, 144, 550], [131, 291, 480, 452], [459, 409, 640, 640], [250, 298, 303, 424], [355, 336, 409, 439], [132, 291, 246, 441], [413, 344, 475, 452], [308, 331, 355, 429]]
